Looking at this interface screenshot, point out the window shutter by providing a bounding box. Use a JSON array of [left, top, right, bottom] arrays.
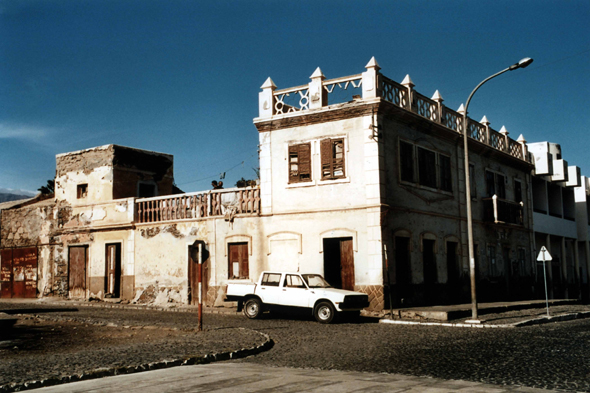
[[239, 243, 249, 279], [288, 145, 298, 183], [320, 139, 332, 179], [298, 143, 311, 181]]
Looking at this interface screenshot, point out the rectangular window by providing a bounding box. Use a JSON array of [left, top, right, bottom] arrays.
[[320, 138, 345, 180], [485, 171, 495, 197], [399, 141, 415, 183], [261, 273, 281, 287], [439, 155, 452, 192], [418, 147, 437, 188], [485, 171, 506, 199], [77, 184, 88, 199], [514, 179, 523, 203], [284, 274, 306, 288], [469, 163, 476, 199], [288, 143, 312, 183], [497, 174, 506, 199]]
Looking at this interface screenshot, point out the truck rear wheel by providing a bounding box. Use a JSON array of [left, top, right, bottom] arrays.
[[314, 301, 336, 324], [243, 298, 262, 319]]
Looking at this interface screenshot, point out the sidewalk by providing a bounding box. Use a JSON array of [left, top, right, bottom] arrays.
[[28, 362, 561, 393], [378, 300, 590, 328]]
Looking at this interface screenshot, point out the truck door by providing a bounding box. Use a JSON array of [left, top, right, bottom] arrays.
[[280, 274, 310, 308], [258, 272, 282, 305]]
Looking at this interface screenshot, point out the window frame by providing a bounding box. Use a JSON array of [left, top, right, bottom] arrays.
[[77, 184, 88, 199], [398, 139, 453, 194], [320, 137, 346, 181], [485, 170, 506, 199], [288, 142, 312, 184]]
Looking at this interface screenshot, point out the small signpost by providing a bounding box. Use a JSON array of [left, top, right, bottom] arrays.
[[537, 246, 553, 318]]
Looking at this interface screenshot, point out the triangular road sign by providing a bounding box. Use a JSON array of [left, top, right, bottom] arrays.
[[537, 246, 553, 261]]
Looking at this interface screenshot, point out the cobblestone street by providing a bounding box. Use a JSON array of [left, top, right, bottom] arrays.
[[1, 302, 590, 392]]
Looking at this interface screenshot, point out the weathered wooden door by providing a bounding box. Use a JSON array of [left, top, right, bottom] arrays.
[[1, 248, 37, 298], [340, 238, 355, 291], [69, 246, 87, 298], [323, 237, 355, 291], [105, 244, 121, 298], [1, 249, 13, 298], [228, 243, 249, 279], [188, 246, 198, 305]]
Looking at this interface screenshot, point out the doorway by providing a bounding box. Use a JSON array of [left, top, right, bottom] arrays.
[[105, 243, 121, 298], [323, 237, 354, 290], [0, 247, 38, 298], [69, 246, 88, 298]]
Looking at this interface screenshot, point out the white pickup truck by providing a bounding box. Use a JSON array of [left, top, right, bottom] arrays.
[[225, 271, 370, 323]]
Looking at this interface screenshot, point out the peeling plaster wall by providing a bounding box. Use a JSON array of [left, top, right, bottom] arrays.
[[133, 222, 212, 304]]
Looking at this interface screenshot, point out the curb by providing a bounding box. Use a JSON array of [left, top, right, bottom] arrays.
[[512, 311, 590, 327], [26, 300, 241, 315], [379, 311, 590, 328], [379, 319, 515, 328], [0, 328, 273, 393]]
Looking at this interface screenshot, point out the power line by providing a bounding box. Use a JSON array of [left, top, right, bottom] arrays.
[[178, 153, 257, 186]]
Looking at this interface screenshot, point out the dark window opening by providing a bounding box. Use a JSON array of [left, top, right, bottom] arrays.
[[486, 171, 506, 199], [418, 148, 437, 188], [439, 155, 452, 192], [514, 180, 523, 203], [400, 141, 415, 183], [77, 184, 88, 199], [138, 183, 157, 198]]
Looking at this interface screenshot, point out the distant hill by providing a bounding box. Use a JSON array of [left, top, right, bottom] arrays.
[[0, 188, 36, 203]]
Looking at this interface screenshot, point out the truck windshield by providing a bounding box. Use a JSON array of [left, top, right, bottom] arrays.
[[301, 274, 331, 288]]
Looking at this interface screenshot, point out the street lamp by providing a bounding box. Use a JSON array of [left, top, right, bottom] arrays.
[[463, 57, 533, 322]]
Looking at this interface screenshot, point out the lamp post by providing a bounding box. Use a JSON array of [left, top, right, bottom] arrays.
[[463, 57, 533, 322]]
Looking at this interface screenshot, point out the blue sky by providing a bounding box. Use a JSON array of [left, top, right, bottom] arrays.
[[1, 0, 589, 194]]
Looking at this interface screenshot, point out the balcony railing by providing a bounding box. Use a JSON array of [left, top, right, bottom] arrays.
[[483, 195, 523, 226], [135, 187, 260, 224]]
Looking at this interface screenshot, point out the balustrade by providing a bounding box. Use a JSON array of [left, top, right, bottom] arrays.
[[261, 60, 530, 163], [136, 187, 260, 224]]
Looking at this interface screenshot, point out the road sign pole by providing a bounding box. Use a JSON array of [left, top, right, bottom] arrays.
[[542, 254, 550, 318]]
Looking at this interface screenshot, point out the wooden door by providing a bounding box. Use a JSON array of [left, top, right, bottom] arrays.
[[340, 238, 355, 291], [1, 248, 37, 298], [228, 243, 249, 279], [13, 248, 37, 298], [105, 244, 121, 298], [188, 246, 198, 305], [1, 249, 13, 298], [69, 246, 87, 298]]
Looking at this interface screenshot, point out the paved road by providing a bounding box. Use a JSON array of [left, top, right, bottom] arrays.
[[31, 363, 558, 393], [2, 302, 590, 392]]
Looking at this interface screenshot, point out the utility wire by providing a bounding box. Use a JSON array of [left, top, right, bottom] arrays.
[[178, 153, 257, 186]]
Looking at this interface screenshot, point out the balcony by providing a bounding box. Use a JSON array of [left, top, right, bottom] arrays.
[[483, 195, 523, 226], [135, 187, 260, 224]]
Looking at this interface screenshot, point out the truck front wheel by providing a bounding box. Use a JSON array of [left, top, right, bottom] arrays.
[[314, 301, 336, 324], [244, 298, 262, 319]]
